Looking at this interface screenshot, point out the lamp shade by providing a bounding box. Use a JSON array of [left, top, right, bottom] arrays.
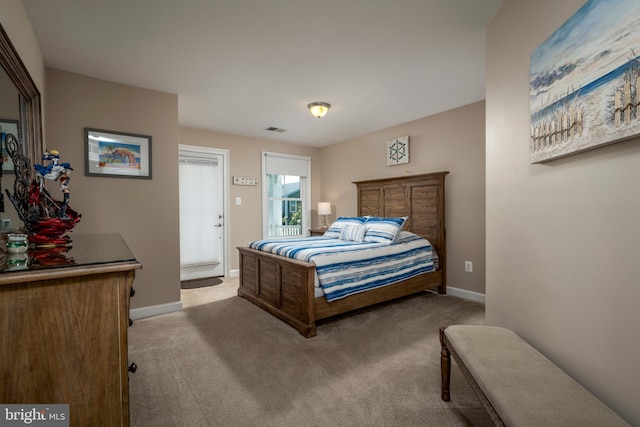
[[318, 202, 332, 215], [308, 102, 331, 118]]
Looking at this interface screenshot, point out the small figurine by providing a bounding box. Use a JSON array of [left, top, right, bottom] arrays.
[[27, 149, 80, 247], [34, 149, 74, 219]]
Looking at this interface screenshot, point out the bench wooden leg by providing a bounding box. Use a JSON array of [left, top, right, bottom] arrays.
[[439, 327, 451, 401]]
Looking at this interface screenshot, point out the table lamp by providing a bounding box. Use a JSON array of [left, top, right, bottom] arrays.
[[318, 202, 331, 229]]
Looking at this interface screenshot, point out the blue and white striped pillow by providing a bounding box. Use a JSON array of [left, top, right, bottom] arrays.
[[324, 216, 368, 239], [363, 217, 407, 244], [340, 224, 366, 242]]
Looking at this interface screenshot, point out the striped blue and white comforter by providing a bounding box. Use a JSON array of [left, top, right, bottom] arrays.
[[248, 231, 435, 302]]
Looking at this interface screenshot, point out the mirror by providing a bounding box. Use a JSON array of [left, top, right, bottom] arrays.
[[0, 22, 43, 226]]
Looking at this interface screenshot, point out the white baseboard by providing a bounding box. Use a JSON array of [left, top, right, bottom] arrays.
[[446, 286, 485, 304], [228, 269, 239, 277], [130, 301, 183, 321]]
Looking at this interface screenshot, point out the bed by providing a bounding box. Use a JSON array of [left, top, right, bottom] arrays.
[[237, 171, 448, 337]]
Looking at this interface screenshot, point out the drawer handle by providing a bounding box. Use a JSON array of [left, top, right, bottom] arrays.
[[128, 362, 137, 373]]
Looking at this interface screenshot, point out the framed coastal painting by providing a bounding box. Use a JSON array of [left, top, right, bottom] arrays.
[[529, 0, 640, 163], [85, 128, 152, 178]]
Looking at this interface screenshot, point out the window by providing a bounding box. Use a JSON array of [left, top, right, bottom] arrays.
[[266, 174, 302, 237], [262, 152, 311, 239]]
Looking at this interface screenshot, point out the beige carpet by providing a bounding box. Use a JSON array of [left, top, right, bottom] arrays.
[[129, 277, 492, 426]]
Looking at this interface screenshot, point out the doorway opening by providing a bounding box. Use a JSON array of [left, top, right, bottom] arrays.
[[178, 145, 229, 284]]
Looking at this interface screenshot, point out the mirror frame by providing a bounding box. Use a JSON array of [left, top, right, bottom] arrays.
[[0, 22, 43, 165]]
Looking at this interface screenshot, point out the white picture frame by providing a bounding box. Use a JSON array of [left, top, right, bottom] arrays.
[[387, 135, 409, 166]]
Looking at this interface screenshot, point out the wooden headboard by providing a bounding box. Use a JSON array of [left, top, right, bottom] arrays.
[[353, 171, 448, 262]]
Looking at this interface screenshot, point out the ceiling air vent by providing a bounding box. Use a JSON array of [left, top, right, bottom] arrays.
[[265, 126, 286, 133]]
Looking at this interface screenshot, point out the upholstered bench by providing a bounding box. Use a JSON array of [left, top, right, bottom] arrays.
[[439, 325, 629, 426]]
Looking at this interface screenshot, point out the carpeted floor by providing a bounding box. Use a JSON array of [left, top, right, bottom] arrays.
[[129, 277, 492, 426]]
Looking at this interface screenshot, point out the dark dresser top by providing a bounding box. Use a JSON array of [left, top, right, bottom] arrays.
[[0, 233, 140, 280]]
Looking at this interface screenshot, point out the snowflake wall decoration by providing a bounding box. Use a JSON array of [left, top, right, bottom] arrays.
[[387, 136, 409, 166]]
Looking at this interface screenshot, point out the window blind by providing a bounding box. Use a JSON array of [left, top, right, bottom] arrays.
[[263, 152, 309, 177]]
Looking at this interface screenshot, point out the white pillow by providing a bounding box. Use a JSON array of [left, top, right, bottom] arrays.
[[340, 224, 366, 242], [323, 216, 368, 239]]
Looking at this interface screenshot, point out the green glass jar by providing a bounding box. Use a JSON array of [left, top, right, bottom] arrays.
[[6, 233, 28, 254]]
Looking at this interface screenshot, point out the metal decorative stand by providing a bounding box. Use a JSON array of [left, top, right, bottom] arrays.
[[2, 132, 31, 223], [2, 131, 80, 247]]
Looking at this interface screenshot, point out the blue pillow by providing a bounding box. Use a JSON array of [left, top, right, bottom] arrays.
[[363, 217, 407, 244]]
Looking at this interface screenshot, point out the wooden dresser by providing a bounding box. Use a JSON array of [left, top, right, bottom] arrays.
[[0, 233, 142, 426]]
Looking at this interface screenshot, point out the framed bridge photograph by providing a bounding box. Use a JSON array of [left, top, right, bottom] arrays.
[[85, 128, 152, 178]]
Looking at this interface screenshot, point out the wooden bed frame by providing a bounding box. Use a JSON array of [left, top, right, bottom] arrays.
[[237, 171, 448, 337]]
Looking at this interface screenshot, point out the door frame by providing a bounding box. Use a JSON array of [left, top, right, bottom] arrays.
[[178, 144, 230, 277]]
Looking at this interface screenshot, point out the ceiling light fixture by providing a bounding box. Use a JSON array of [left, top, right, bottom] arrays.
[[308, 102, 331, 118]]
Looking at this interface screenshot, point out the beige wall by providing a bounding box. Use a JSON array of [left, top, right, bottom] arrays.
[[486, 1, 640, 424], [45, 68, 181, 310], [179, 127, 321, 271], [0, 0, 44, 92], [321, 101, 486, 295]]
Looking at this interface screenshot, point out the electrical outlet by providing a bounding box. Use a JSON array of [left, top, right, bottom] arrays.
[[465, 261, 473, 272]]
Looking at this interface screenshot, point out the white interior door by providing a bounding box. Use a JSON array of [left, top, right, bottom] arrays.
[[179, 146, 227, 280]]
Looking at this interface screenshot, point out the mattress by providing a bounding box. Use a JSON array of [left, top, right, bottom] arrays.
[[248, 231, 435, 302]]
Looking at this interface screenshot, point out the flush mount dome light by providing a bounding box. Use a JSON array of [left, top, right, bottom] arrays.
[[308, 102, 331, 118]]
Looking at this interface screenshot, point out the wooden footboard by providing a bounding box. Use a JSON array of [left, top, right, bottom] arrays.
[[238, 246, 318, 337]]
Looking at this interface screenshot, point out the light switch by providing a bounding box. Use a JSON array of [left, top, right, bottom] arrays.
[[235, 197, 242, 205]]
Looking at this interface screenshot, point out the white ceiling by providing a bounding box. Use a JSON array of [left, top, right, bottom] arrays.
[[21, 0, 502, 147]]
